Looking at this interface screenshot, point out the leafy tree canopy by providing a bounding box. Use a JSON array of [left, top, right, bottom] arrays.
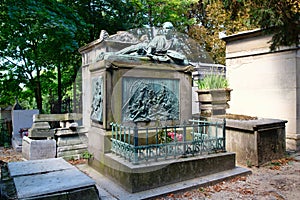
[[0, 0, 87, 111], [223, 0, 300, 50]]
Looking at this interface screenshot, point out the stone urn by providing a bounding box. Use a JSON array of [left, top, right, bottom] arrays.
[[196, 88, 232, 116]]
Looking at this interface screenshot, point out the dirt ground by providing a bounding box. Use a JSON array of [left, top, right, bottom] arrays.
[[1, 148, 299, 200], [156, 152, 300, 200]]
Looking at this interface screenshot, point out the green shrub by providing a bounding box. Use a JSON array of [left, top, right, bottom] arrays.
[[81, 151, 93, 159]]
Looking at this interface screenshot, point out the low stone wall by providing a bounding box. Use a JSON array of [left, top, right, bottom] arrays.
[[225, 118, 287, 166]]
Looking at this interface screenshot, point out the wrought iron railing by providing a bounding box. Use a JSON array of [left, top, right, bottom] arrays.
[[110, 119, 226, 164]]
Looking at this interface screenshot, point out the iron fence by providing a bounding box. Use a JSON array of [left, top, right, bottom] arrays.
[[110, 119, 226, 165]]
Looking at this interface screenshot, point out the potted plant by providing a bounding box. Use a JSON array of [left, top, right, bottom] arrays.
[[196, 74, 232, 116]]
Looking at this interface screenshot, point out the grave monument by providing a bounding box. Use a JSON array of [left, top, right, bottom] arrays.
[[79, 24, 249, 193], [11, 98, 39, 152]]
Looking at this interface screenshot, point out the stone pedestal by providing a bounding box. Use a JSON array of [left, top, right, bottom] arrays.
[[22, 136, 56, 160], [28, 122, 55, 138], [23, 113, 84, 160], [56, 126, 88, 160], [196, 89, 231, 116]]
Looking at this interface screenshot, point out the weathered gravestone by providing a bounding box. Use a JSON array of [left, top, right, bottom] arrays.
[[0, 158, 100, 199], [11, 109, 39, 152]]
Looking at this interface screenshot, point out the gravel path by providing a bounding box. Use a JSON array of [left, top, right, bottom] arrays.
[[1, 148, 299, 200], [155, 152, 300, 200]]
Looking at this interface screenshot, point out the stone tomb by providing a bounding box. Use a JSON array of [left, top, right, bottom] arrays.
[[78, 29, 249, 193], [0, 158, 99, 199], [225, 118, 287, 166]]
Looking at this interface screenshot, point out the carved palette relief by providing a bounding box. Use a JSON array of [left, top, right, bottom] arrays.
[[122, 77, 179, 122], [91, 76, 103, 122]]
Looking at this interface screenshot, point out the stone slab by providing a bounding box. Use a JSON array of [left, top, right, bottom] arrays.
[[57, 135, 87, 146], [14, 168, 95, 199], [8, 158, 72, 177], [28, 128, 55, 138], [33, 113, 82, 122], [225, 118, 288, 131], [31, 122, 51, 129], [8, 158, 97, 199], [57, 144, 87, 152], [55, 126, 88, 136]]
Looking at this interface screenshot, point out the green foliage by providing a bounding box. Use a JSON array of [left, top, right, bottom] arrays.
[[246, 160, 253, 168], [81, 151, 93, 159], [188, 0, 257, 64], [158, 130, 173, 144], [129, 0, 198, 31], [197, 74, 228, 90], [223, 0, 300, 50], [4, 142, 10, 148], [0, 0, 88, 112]]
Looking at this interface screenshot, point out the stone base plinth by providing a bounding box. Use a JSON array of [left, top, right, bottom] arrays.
[[22, 136, 56, 160], [11, 137, 22, 152], [55, 127, 88, 160], [89, 152, 236, 193]]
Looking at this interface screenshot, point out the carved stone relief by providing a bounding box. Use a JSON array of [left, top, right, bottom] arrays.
[[122, 77, 179, 122], [91, 76, 103, 122]]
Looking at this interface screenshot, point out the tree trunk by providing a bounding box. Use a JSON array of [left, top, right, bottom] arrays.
[[57, 62, 62, 114], [35, 68, 43, 113], [73, 81, 77, 113]]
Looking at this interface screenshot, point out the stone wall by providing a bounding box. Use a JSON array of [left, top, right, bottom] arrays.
[[222, 30, 300, 151]]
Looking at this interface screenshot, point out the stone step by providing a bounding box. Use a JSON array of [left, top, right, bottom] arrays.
[[77, 162, 251, 200], [90, 151, 238, 193]]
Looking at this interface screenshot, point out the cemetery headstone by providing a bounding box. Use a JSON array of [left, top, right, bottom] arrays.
[[11, 109, 39, 152]]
